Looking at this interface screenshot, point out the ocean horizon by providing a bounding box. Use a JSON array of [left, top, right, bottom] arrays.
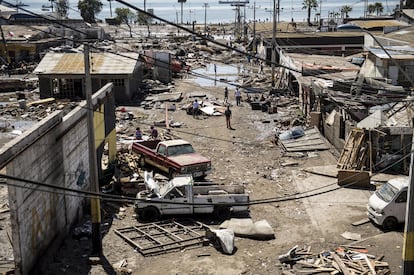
[[17, 0, 400, 24]]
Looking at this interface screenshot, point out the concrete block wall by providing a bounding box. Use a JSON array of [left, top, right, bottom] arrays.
[[0, 83, 115, 275]]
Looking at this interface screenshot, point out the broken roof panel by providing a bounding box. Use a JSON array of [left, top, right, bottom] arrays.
[[357, 110, 387, 129], [367, 46, 414, 59], [278, 127, 331, 152], [34, 52, 139, 75]]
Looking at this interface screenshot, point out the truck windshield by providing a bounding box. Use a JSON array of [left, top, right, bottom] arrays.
[[168, 144, 195, 156], [376, 182, 399, 203]]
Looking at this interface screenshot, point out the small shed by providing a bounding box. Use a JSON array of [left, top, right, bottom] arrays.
[[34, 51, 142, 103]]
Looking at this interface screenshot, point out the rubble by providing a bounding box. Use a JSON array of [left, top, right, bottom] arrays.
[[278, 245, 391, 274]]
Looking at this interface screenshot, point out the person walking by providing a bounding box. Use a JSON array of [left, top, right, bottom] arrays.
[[225, 105, 232, 129], [235, 86, 241, 106], [192, 99, 200, 119], [224, 87, 228, 103]]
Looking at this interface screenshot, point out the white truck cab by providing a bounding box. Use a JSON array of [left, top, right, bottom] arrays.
[[135, 172, 249, 221], [367, 177, 408, 229]]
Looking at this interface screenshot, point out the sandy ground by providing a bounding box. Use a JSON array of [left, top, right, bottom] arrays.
[[37, 73, 404, 275]]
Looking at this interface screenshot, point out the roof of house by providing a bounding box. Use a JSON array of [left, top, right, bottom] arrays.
[[383, 26, 414, 45], [367, 45, 414, 60], [34, 52, 139, 75], [402, 9, 414, 19], [284, 52, 360, 84], [349, 19, 410, 29], [1, 25, 50, 41]]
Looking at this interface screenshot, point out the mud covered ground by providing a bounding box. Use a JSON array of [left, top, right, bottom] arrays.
[[40, 74, 402, 275]]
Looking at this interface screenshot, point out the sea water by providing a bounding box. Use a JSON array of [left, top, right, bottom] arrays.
[[18, 0, 400, 24]]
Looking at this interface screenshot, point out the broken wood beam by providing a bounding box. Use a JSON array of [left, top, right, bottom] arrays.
[[332, 253, 351, 275]]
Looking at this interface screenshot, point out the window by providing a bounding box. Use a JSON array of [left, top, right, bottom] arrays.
[[158, 145, 166, 156], [111, 79, 125, 87], [396, 191, 407, 203]]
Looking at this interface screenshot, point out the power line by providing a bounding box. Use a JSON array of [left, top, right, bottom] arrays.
[[0, 142, 412, 207]]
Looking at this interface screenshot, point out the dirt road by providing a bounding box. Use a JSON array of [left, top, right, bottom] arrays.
[[38, 69, 405, 275]]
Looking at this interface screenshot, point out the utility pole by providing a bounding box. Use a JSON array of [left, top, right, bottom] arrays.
[[108, 0, 112, 17], [253, 2, 256, 53], [271, 0, 277, 89], [403, 118, 414, 274], [84, 44, 102, 257], [203, 3, 209, 33], [178, 0, 186, 24]]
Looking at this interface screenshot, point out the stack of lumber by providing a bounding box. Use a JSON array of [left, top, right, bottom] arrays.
[[279, 245, 390, 274]]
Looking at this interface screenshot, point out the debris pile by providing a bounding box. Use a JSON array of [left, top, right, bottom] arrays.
[[278, 245, 390, 274]]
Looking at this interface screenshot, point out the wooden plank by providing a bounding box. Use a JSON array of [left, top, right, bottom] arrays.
[[364, 254, 376, 275], [332, 253, 351, 275]]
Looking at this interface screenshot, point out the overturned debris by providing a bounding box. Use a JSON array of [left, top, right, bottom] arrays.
[[206, 228, 235, 255], [219, 218, 275, 240]]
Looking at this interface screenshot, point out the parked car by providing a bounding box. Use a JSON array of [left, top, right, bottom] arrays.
[[367, 177, 408, 229]]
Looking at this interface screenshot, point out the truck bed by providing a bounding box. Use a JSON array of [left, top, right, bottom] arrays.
[[193, 185, 245, 195]]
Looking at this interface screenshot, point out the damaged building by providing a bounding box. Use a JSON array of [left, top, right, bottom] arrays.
[[274, 22, 414, 175], [34, 51, 143, 104]]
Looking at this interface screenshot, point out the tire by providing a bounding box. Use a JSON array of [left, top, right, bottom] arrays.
[[213, 206, 231, 221], [383, 216, 398, 230], [140, 206, 160, 221], [139, 156, 146, 167]]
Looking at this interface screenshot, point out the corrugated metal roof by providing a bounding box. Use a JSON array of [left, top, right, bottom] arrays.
[[367, 45, 414, 59], [34, 52, 139, 75]]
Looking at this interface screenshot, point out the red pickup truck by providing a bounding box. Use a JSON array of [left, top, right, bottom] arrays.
[[131, 139, 212, 179]]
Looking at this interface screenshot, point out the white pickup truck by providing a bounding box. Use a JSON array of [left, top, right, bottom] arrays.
[[134, 172, 250, 221]]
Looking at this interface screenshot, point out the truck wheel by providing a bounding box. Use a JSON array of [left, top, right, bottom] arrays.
[[139, 156, 146, 167], [140, 206, 160, 221], [213, 206, 231, 221], [383, 216, 398, 230]]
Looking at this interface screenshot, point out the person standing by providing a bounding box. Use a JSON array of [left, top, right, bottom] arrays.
[[225, 105, 232, 129], [135, 127, 142, 140], [235, 86, 241, 106], [192, 99, 200, 119], [224, 87, 228, 103], [150, 126, 158, 139]]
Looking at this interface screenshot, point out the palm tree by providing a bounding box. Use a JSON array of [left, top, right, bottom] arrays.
[[341, 5, 352, 18], [302, 0, 318, 26], [374, 2, 384, 15], [77, 0, 103, 23], [367, 4, 376, 15]]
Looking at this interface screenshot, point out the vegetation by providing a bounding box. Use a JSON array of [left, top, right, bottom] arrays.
[[137, 10, 153, 25], [115, 8, 136, 38], [340, 5, 352, 18], [302, 0, 318, 26], [368, 2, 384, 16], [55, 0, 69, 18], [77, 0, 103, 23]]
